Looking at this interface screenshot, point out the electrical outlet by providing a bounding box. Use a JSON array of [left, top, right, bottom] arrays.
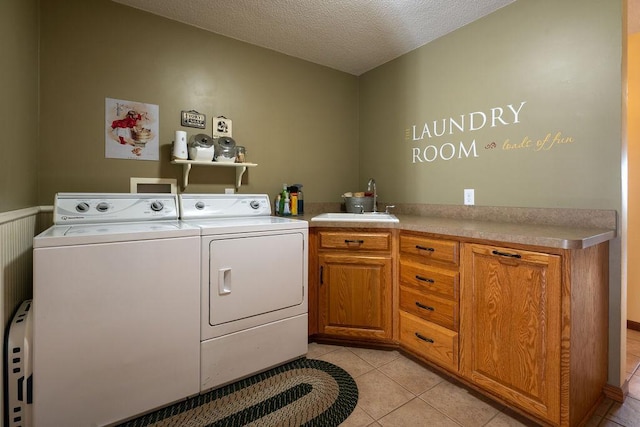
[[464, 189, 474, 206], [225, 188, 235, 194]]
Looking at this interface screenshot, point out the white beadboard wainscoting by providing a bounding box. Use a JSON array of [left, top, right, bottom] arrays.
[[0, 206, 52, 423], [0, 207, 52, 327]]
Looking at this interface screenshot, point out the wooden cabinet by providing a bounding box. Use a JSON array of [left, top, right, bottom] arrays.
[[315, 229, 393, 342], [460, 242, 609, 427], [398, 232, 460, 372], [461, 243, 561, 423], [308, 224, 610, 426]]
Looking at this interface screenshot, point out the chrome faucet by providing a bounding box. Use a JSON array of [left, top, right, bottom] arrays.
[[367, 178, 377, 213]]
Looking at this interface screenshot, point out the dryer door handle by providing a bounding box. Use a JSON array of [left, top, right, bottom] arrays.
[[218, 267, 232, 295]]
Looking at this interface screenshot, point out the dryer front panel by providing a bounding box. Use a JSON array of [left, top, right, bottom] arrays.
[[204, 231, 307, 339]]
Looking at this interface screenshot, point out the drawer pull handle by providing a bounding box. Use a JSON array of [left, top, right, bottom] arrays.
[[492, 250, 522, 259], [345, 239, 364, 244], [415, 275, 435, 283], [415, 301, 435, 311], [416, 245, 435, 252], [415, 332, 434, 343]]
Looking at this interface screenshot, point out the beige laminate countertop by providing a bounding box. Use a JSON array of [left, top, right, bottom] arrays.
[[303, 213, 616, 250]]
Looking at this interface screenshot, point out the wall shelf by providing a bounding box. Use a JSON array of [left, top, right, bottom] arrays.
[[171, 159, 257, 191]]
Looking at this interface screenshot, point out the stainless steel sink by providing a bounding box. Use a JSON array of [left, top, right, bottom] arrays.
[[310, 212, 399, 223]]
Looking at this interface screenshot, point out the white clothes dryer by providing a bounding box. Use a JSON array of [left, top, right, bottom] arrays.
[[179, 194, 308, 391], [33, 193, 201, 427]]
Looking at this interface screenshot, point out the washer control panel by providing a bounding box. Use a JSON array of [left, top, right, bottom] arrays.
[[179, 194, 271, 219], [54, 193, 179, 224]]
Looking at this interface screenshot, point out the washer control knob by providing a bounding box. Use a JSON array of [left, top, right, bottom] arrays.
[[96, 202, 110, 212], [75, 202, 90, 213], [150, 201, 164, 212], [195, 201, 205, 210], [250, 200, 260, 210]]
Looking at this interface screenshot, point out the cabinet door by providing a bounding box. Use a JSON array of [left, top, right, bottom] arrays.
[[461, 244, 562, 424], [318, 253, 392, 340]]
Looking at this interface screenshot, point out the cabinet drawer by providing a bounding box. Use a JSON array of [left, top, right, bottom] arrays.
[[400, 234, 459, 266], [318, 231, 390, 251], [400, 311, 458, 372], [399, 260, 458, 300], [399, 286, 458, 330]]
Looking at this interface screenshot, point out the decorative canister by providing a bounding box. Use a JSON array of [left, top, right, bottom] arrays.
[[235, 146, 246, 163], [214, 136, 236, 163]]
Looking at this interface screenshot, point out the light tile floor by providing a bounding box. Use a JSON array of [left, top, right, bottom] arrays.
[[308, 329, 640, 427]]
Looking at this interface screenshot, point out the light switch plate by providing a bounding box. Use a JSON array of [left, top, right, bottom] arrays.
[[464, 189, 474, 206]]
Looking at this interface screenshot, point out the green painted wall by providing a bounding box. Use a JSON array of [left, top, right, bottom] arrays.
[[38, 0, 359, 204], [0, 0, 39, 212], [360, 0, 622, 210]]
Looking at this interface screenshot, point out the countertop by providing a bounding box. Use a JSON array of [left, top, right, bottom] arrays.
[[299, 209, 617, 250]]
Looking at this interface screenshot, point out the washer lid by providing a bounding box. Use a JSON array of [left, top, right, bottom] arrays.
[[34, 220, 200, 248]]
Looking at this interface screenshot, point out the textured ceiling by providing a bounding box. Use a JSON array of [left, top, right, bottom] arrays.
[[112, 0, 515, 75]]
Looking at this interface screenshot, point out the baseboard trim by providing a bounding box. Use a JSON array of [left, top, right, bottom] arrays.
[[628, 320, 640, 331], [603, 381, 628, 403]]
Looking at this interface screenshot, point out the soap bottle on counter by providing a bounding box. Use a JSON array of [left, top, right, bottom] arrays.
[[294, 184, 304, 215], [287, 185, 298, 216], [283, 196, 291, 216], [274, 194, 281, 215], [290, 192, 298, 216], [278, 184, 288, 215]]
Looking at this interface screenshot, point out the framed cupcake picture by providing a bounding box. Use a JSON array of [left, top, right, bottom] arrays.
[[105, 97, 159, 161]]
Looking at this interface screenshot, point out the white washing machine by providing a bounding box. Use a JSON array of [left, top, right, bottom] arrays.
[[179, 194, 308, 391], [32, 193, 201, 427]]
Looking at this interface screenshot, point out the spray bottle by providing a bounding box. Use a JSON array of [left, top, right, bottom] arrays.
[[278, 184, 288, 215]]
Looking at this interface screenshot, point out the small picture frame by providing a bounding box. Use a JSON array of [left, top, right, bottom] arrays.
[[213, 116, 232, 138], [181, 110, 206, 129]]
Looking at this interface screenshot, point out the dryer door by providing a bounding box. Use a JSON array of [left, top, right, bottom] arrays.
[[208, 231, 305, 327]]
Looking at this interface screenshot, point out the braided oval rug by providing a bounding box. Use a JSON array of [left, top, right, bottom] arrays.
[[117, 358, 358, 427]]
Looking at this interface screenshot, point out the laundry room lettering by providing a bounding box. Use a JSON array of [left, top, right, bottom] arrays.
[[407, 100, 527, 164], [410, 101, 527, 140], [412, 140, 479, 162], [405, 102, 577, 164]]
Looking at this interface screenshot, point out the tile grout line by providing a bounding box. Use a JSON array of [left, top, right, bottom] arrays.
[[345, 347, 407, 422], [345, 347, 465, 426], [367, 355, 469, 425]]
